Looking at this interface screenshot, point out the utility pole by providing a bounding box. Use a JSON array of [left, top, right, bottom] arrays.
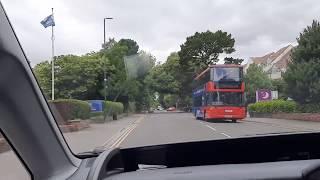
[[51, 8, 55, 100], [103, 17, 113, 101]]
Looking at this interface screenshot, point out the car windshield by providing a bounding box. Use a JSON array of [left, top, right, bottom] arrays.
[[3, 0, 320, 159]]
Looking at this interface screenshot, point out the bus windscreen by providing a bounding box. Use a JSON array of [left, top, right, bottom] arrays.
[[212, 67, 241, 82]]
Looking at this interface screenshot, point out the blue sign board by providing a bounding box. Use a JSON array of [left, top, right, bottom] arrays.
[[88, 100, 104, 112]]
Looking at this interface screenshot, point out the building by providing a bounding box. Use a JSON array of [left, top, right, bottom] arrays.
[[244, 45, 294, 79]]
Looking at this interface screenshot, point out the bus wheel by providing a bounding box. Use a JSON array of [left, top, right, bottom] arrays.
[[232, 119, 237, 123]]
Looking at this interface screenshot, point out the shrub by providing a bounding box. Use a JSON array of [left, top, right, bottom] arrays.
[[297, 104, 320, 113], [89, 112, 104, 118], [248, 100, 297, 113], [49, 99, 91, 120], [103, 101, 124, 116]]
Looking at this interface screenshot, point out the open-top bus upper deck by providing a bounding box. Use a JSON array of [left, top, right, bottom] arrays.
[[193, 64, 244, 91]]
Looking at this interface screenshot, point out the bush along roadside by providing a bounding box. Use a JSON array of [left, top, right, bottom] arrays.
[[248, 100, 297, 118], [103, 101, 124, 120], [49, 99, 91, 122], [247, 100, 320, 121], [297, 103, 320, 113], [248, 100, 297, 113]]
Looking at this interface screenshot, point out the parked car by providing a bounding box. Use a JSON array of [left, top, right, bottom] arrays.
[[167, 107, 176, 111]]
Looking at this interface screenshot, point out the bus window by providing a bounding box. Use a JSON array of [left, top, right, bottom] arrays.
[[212, 67, 240, 82], [206, 92, 243, 106]]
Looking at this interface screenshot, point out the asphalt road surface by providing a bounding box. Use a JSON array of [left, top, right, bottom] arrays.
[[119, 112, 320, 148], [3, 112, 320, 180]]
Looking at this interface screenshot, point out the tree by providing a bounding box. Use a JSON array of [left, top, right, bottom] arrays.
[[118, 39, 139, 56], [33, 54, 111, 100], [284, 61, 320, 103], [145, 53, 180, 94], [33, 61, 51, 98], [144, 52, 182, 108], [179, 30, 235, 70], [164, 94, 179, 108], [33, 37, 157, 112], [145, 65, 180, 94], [271, 79, 287, 100], [224, 57, 244, 65], [54, 54, 109, 100], [291, 20, 320, 64], [244, 64, 273, 103], [284, 20, 320, 104]]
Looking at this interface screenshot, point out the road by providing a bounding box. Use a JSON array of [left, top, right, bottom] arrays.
[[2, 112, 320, 179], [119, 112, 320, 148]]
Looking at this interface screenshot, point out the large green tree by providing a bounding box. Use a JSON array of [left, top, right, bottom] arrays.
[[118, 39, 139, 56], [284, 20, 320, 104], [271, 79, 287, 100], [100, 40, 155, 111], [179, 30, 235, 70], [33, 61, 52, 99], [34, 54, 108, 100], [33, 38, 156, 112], [145, 53, 181, 94], [244, 64, 273, 103], [144, 52, 182, 108]]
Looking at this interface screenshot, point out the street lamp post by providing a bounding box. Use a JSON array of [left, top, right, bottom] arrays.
[[103, 17, 113, 102], [103, 17, 113, 47]]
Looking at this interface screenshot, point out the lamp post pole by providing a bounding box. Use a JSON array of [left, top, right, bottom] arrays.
[[103, 17, 113, 101]]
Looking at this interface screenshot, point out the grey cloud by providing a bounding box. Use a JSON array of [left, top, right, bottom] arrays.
[[2, 0, 320, 64]]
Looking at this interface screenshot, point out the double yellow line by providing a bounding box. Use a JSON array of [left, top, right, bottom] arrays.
[[104, 117, 143, 149], [110, 123, 138, 148]]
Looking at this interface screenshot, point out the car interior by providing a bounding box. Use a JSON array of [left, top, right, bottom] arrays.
[[2, 1, 320, 180]]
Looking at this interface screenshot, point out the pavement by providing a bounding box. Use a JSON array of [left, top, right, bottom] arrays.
[[64, 114, 143, 153], [3, 112, 320, 179]]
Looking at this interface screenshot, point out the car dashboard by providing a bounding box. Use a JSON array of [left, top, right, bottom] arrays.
[[68, 132, 320, 180]]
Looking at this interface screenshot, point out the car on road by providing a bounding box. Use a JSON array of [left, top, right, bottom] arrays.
[[156, 106, 164, 111], [166, 106, 176, 111]]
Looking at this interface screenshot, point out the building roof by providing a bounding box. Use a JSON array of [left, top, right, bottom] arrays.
[[250, 45, 293, 70]]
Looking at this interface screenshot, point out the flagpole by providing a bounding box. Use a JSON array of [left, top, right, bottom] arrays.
[[51, 8, 55, 100]]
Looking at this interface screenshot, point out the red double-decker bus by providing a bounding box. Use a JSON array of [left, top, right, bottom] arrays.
[[192, 65, 246, 122]]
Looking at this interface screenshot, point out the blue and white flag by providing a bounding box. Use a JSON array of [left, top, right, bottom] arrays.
[[40, 14, 55, 28]]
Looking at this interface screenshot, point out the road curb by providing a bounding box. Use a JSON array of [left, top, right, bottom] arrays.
[[245, 119, 318, 132]]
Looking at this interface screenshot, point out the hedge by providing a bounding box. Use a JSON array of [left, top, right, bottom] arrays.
[[103, 101, 124, 117], [49, 99, 91, 120], [297, 104, 320, 113], [248, 100, 297, 113]]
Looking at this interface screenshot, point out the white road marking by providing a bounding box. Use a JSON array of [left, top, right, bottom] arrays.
[[200, 121, 204, 124], [205, 125, 216, 131], [220, 132, 232, 138]]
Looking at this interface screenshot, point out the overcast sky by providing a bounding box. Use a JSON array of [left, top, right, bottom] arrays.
[[2, 0, 320, 65]]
